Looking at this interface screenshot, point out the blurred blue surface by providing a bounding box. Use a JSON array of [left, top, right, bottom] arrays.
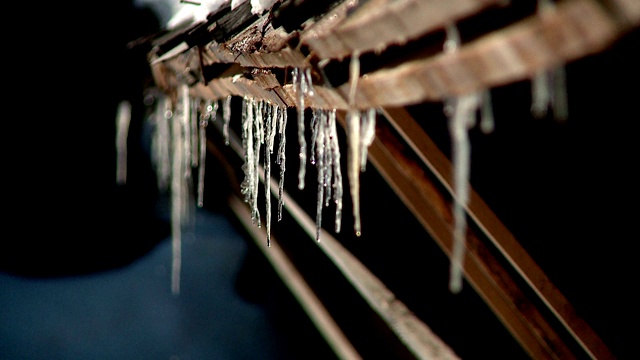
[[0, 208, 298, 360]]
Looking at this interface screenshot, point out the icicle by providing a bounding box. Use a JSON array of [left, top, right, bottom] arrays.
[[314, 110, 326, 241], [252, 100, 263, 228], [197, 99, 218, 207], [169, 84, 193, 296], [447, 92, 482, 294], [328, 109, 343, 233], [190, 98, 199, 167], [347, 50, 362, 236], [360, 108, 376, 172], [294, 67, 307, 190], [532, 67, 567, 121], [310, 109, 321, 165], [264, 102, 276, 247], [531, 69, 551, 119], [115, 100, 132, 185], [241, 97, 255, 210], [223, 95, 232, 145], [480, 89, 495, 134], [180, 85, 194, 224], [531, 0, 568, 122], [276, 105, 288, 221], [347, 110, 362, 237], [152, 95, 172, 192], [322, 111, 333, 208]]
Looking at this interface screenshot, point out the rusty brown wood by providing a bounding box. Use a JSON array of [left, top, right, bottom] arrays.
[[379, 106, 616, 359]]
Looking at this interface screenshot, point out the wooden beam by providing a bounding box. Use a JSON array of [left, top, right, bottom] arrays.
[[378, 106, 615, 360], [336, 111, 579, 360], [302, 0, 505, 60], [335, 0, 622, 108]]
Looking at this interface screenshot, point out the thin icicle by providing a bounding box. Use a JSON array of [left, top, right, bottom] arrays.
[[328, 109, 343, 233], [322, 112, 333, 208], [241, 97, 255, 210], [347, 109, 361, 237], [532, 0, 568, 122], [197, 99, 218, 207], [531, 69, 551, 119], [314, 111, 326, 241], [223, 95, 232, 145], [310, 109, 321, 165], [293, 67, 315, 190], [531, 65, 568, 121], [180, 85, 194, 225], [115, 100, 132, 185], [480, 89, 495, 134], [264, 102, 277, 247], [447, 92, 482, 294], [276, 105, 288, 221], [294, 67, 307, 190], [190, 98, 199, 167], [153, 95, 172, 192], [347, 50, 362, 236], [169, 83, 192, 296], [252, 100, 263, 228], [360, 108, 376, 172]]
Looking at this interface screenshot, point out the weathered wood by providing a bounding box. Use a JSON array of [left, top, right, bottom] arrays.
[[302, 0, 505, 60], [339, 111, 579, 360], [334, 0, 622, 108], [380, 106, 616, 360]]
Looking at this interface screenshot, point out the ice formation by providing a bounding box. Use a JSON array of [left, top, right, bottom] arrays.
[[115, 100, 132, 185]]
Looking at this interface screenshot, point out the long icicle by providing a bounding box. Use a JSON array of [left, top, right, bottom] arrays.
[[253, 100, 263, 227], [115, 100, 132, 185], [347, 50, 362, 236], [314, 110, 326, 241], [294, 68, 307, 190], [276, 105, 287, 221], [264, 102, 277, 246], [328, 109, 343, 233], [197, 99, 217, 207], [448, 92, 482, 294]]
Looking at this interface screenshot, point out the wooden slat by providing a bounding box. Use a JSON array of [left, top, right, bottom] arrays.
[[378, 106, 616, 360], [336, 111, 579, 360], [302, 0, 504, 60], [334, 0, 621, 108]]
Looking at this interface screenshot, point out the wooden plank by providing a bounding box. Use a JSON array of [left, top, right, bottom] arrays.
[[345, 112, 577, 360], [302, 0, 504, 60], [334, 0, 621, 108], [379, 106, 616, 360]]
